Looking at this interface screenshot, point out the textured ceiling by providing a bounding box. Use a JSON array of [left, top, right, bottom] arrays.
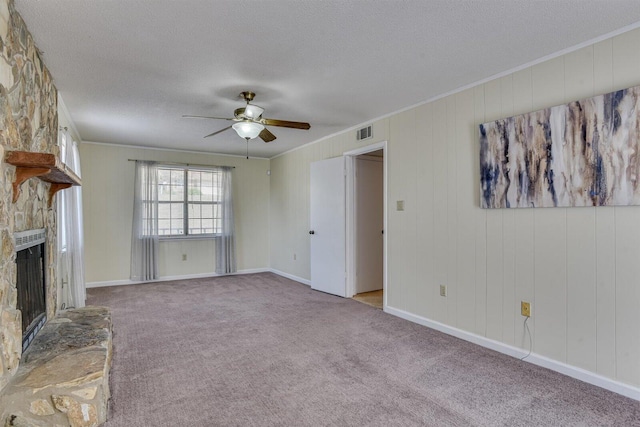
[[14, 0, 640, 158]]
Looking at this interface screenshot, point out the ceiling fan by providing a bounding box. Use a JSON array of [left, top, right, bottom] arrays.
[[183, 91, 311, 143]]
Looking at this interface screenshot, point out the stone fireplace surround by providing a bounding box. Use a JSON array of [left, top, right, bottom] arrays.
[[0, 0, 59, 395], [0, 1, 112, 425]]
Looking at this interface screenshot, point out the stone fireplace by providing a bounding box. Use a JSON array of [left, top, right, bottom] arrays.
[[0, 0, 59, 394], [0, 3, 113, 425]]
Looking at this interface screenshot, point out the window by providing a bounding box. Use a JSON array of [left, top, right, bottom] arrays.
[[57, 130, 68, 251], [157, 166, 222, 237]]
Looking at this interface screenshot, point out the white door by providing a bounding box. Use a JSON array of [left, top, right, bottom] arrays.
[[310, 156, 347, 297], [355, 157, 383, 293]]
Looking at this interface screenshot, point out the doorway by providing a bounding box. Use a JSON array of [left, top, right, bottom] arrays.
[[345, 142, 387, 310]]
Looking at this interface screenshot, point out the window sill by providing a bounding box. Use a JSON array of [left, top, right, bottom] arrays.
[[158, 235, 219, 241]]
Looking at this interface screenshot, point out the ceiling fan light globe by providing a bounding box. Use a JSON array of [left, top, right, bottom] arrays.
[[244, 104, 264, 119], [232, 121, 264, 139]]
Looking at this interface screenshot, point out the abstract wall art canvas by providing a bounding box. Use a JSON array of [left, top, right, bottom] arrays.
[[479, 85, 640, 208]]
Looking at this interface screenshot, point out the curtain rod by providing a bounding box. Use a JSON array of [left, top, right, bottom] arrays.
[[127, 159, 235, 169]]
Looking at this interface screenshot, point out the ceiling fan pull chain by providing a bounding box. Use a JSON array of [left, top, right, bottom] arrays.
[[246, 138, 249, 159]]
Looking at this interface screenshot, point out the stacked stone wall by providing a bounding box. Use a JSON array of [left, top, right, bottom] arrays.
[[0, 0, 59, 392]]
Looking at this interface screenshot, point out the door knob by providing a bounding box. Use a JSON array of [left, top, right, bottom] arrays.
[[309, 230, 315, 235]]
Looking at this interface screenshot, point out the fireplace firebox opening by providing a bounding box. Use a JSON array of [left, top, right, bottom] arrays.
[[15, 228, 47, 352]]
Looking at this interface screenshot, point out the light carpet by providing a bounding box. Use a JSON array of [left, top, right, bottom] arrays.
[[87, 272, 639, 426]]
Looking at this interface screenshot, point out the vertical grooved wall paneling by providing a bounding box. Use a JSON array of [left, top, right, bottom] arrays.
[[593, 38, 617, 380], [432, 99, 448, 323], [483, 78, 504, 342], [268, 27, 640, 388], [389, 111, 417, 309], [446, 96, 458, 326], [564, 46, 597, 373], [473, 85, 488, 336], [512, 68, 535, 350], [532, 57, 568, 363], [611, 29, 640, 386], [455, 89, 476, 332], [500, 75, 516, 346], [415, 103, 435, 319]]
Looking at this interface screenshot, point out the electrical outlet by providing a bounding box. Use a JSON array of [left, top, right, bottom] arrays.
[[521, 301, 531, 317], [396, 200, 405, 211], [182, 254, 187, 261], [440, 285, 447, 297]]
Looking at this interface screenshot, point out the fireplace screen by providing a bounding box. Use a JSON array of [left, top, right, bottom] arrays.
[[15, 229, 47, 351]]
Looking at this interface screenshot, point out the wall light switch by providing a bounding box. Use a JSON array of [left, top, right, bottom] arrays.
[[182, 254, 187, 261], [396, 200, 405, 211]]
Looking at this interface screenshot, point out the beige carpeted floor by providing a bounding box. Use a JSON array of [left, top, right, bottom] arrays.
[[87, 273, 640, 426], [352, 289, 383, 309]]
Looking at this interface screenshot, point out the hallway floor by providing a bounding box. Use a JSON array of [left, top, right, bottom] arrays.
[[352, 289, 383, 309]]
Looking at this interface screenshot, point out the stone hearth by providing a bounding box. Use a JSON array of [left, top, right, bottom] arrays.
[[0, 307, 112, 427]]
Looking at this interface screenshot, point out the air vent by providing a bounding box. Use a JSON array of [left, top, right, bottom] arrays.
[[15, 228, 46, 252], [356, 125, 372, 141]]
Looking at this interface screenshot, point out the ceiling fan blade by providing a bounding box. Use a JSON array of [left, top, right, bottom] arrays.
[[183, 115, 234, 120], [261, 118, 310, 130], [259, 128, 277, 143], [203, 125, 232, 138]]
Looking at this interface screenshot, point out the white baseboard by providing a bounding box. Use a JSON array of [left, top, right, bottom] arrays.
[[85, 268, 270, 288], [86, 278, 135, 288], [384, 306, 640, 401], [269, 269, 311, 286]]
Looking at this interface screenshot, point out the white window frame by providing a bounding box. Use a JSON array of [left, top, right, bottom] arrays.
[[156, 165, 222, 240]]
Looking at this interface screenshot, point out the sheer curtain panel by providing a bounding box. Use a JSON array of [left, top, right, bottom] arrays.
[[130, 161, 160, 281], [57, 128, 86, 309], [215, 167, 237, 274]]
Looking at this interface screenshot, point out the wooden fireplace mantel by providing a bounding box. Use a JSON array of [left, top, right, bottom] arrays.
[[4, 151, 82, 206]]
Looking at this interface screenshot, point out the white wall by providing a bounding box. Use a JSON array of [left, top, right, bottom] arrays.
[[355, 156, 383, 294], [270, 124, 390, 279], [269, 28, 640, 388], [80, 142, 270, 283]]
